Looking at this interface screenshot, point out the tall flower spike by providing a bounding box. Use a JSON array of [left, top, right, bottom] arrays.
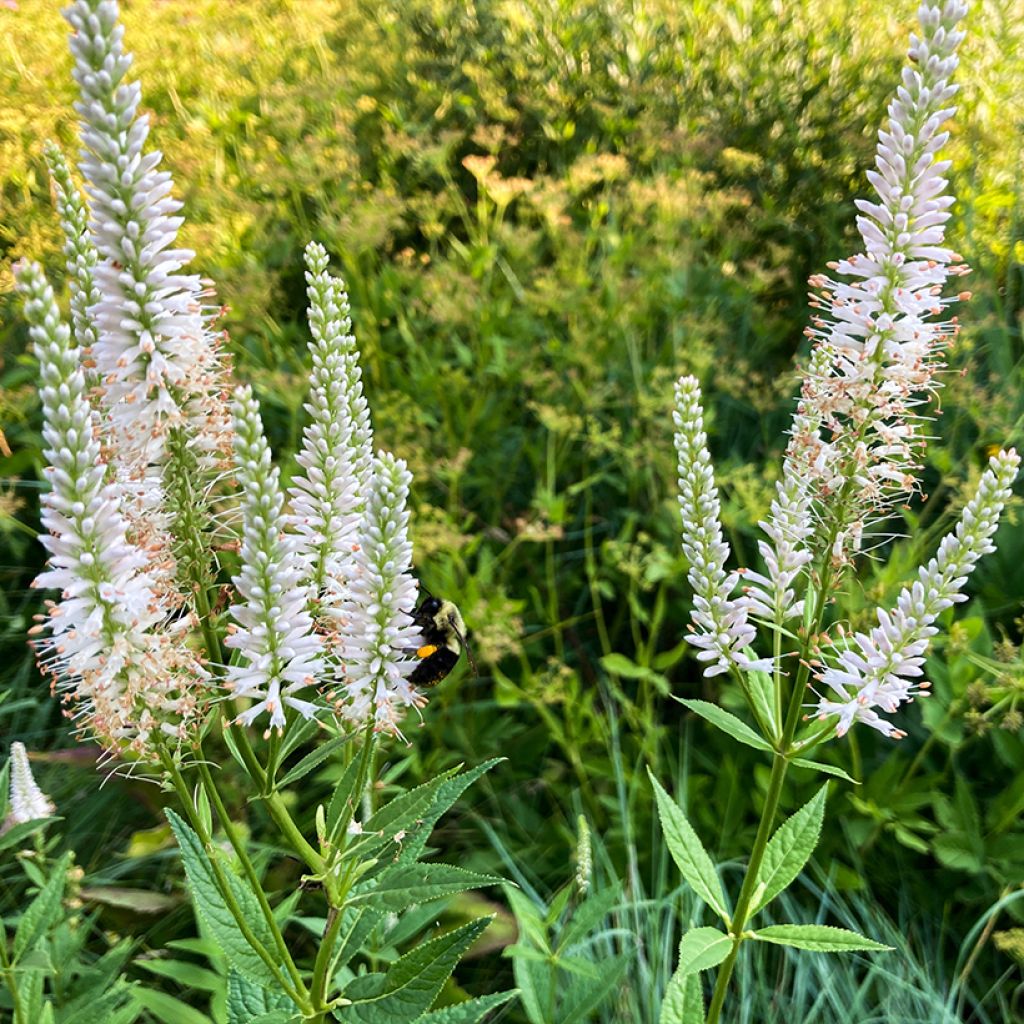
[[674, 376, 771, 677], [795, 0, 970, 559], [3, 743, 56, 832], [226, 387, 323, 732], [743, 346, 832, 623], [44, 142, 101, 358], [64, 0, 231, 470], [290, 243, 374, 598], [332, 452, 424, 735], [816, 449, 1020, 739], [17, 260, 205, 756]]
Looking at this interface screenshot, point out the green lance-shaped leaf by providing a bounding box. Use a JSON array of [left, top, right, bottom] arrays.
[[790, 758, 858, 784], [348, 863, 503, 913], [751, 784, 828, 915], [13, 852, 72, 960], [660, 972, 705, 1024], [226, 970, 294, 1024], [676, 699, 772, 752], [649, 771, 728, 921], [165, 809, 278, 986], [278, 732, 351, 789], [0, 817, 61, 857], [338, 917, 491, 1024], [752, 924, 893, 953], [415, 990, 519, 1024]]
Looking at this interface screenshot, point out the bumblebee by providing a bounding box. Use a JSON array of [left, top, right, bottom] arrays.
[[408, 593, 476, 687]]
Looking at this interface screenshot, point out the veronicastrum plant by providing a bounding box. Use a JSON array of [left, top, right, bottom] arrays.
[[651, 2, 1020, 1022], [8, 2, 513, 1023]]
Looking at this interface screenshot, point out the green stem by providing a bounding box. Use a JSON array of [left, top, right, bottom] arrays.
[[225, 714, 325, 875], [160, 749, 311, 1011], [308, 906, 346, 1020], [0, 941, 25, 1024], [708, 559, 837, 1023], [193, 747, 306, 994], [706, 751, 790, 1024]]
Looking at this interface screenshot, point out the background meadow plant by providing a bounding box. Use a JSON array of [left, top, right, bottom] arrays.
[[2, 0, 1023, 1021]]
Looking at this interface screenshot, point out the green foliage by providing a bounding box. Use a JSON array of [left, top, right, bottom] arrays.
[[3, 0, 1024, 1019]]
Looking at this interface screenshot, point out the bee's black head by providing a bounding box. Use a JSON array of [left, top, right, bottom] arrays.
[[419, 596, 442, 617]]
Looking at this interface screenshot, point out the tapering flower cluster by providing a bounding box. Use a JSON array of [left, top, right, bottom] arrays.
[[816, 450, 1020, 737], [2, 743, 55, 834], [289, 243, 373, 600], [792, 0, 971, 560], [330, 452, 424, 734], [674, 377, 771, 678], [64, 0, 231, 473], [225, 388, 323, 731], [17, 260, 206, 755]]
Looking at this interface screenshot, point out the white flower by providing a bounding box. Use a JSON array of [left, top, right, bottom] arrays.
[[64, 0, 231, 471], [3, 743, 55, 831], [226, 387, 323, 732], [816, 449, 1020, 738], [289, 243, 373, 598], [793, 0, 970, 558], [17, 260, 205, 756], [331, 452, 424, 734], [674, 376, 771, 678]]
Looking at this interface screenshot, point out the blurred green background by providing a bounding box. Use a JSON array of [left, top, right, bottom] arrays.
[[2, 0, 1023, 1021]]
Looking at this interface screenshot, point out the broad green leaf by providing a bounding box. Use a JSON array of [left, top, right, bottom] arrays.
[[790, 758, 858, 784], [649, 771, 727, 921], [505, 886, 549, 951], [600, 653, 670, 692], [674, 927, 732, 975], [560, 953, 630, 1024], [511, 939, 552, 1024], [349, 863, 502, 913], [676, 699, 771, 752], [338, 917, 491, 1024], [165, 808, 277, 986], [751, 784, 828, 915], [131, 988, 213, 1024], [660, 971, 705, 1024], [415, 991, 518, 1024], [13, 852, 71, 960], [0, 816, 60, 857], [226, 970, 294, 1024], [752, 924, 892, 953], [278, 733, 351, 789]]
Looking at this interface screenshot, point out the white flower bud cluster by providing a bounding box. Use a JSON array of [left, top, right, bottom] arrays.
[[2, 743, 56, 834], [674, 377, 771, 678], [289, 243, 373, 599], [329, 452, 425, 735], [64, 0, 231, 477], [226, 388, 324, 732], [17, 261, 206, 755], [816, 450, 1020, 737], [795, 0, 971, 558]]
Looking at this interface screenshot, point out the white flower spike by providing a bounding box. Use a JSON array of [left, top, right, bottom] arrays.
[[226, 387, 324, 732], [674, 376, 772, 678], [816, 449, 1020, 738], [4, 743, 55, 831]]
